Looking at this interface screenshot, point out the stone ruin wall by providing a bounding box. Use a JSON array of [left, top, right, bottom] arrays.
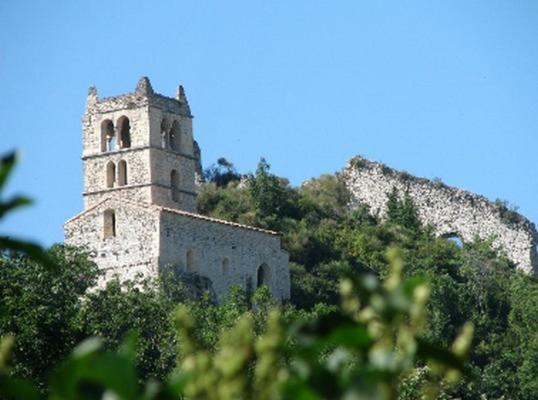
[[342, 156, 538, 275]]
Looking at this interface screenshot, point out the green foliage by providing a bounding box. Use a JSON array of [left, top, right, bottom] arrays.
[[204, 157, 241, 187], [1, 251, 470, 400], [494, 198, 523, 225], [197, 181, 255, 225], [0, 152, 53, 268], [386, 187, 421, 233], [248, 158, 301, 228], [173, 250, 470, 400], [508, 273, 538, 398], [432, 177, 446, 188], [0, 245, 98, 386], [78, 277, 178, 383], [297, 174, 350, 221], [195, 157, 538, 399], [1, 154, 538, 399]]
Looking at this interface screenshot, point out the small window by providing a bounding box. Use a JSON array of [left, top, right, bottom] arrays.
[[103, 209, 116, 238], [118, 160, 127, 186], [101, 120, 114, 152], [222, 258, 230, 274], [257, 263, 271, 288], [117, 116, 131, 148], [106, 161, 116, 188], [186, 249, 196, 272]]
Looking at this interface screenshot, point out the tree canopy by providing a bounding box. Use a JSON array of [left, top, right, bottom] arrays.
[[1, 155, 537, 399]]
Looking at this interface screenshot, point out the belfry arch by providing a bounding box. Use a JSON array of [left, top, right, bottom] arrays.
[[101, 119, 114, 152], [117, 116, 131, 148], [170, 120, 181, 152]]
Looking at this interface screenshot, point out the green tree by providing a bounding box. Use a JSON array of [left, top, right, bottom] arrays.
[[0, 152, 53, 267], [248, 158, 300, 227], [204, 157, 241, 188], [386, 187, 421, 233], [0, 245, 98, 387], [78, 277, 178, 383]]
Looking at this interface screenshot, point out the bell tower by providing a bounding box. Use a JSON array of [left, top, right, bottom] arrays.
[[81, 77, 198, 212]]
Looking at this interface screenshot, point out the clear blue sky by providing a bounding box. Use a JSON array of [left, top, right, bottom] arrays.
[[1, 1, 537, 246]]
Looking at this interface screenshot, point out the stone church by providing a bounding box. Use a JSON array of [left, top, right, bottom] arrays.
[[64, 77, 290, 300]]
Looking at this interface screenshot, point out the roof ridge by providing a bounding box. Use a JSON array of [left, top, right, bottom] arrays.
[[158, 206, 279, 235]]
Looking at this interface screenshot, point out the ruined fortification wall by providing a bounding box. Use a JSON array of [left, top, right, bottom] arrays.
[[342, 156, 538, 275]]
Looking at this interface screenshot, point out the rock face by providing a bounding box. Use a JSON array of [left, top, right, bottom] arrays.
[[65, 77, 290, 301], [342, 156, 538, 276]]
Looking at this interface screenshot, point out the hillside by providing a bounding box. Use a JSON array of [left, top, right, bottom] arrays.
[[197, 157, 538, 398], [1, 155, 537, 399]]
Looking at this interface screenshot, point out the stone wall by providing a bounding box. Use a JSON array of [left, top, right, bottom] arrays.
[[64, 198, 290, 300], [64, 198, 161, 286], [150, 147, 197, 212], [82, 106, 151, 157], [82, 77, 198, 213], [84, 186, 152, 211], [342, 156, 538, 275], [83, 148, 152, 208], [159, 208, 290, 301]]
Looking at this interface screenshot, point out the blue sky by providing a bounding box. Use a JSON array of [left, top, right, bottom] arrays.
[[1, 1, 537, 246]]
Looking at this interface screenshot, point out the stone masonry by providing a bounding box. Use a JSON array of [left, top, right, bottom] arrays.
[[64, 77, 290, 300], [342, 156, 538, 275]]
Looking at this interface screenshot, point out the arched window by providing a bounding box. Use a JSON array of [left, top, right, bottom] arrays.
[[257, 263, 271, 288], [117, 116, 131, 149], [170, 169, 180, 202], [106, 161, 116, 188], [161, 119, 169, 149], [101, 119, 114, 152], [222, 258, 230, 274], [103, 209, 116, 238], [186, 249, 196, 272], [170, 121, 181, 152], [118, 160, 127, 186]]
